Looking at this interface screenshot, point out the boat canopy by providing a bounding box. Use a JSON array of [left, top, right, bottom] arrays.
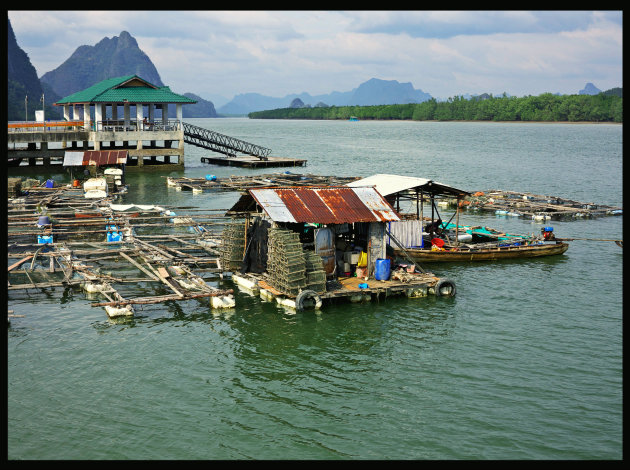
[[346, 174, 470, 199]]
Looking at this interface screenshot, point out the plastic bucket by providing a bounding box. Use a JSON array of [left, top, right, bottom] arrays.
[[431, 238, 445, 248], [45, 179, 54, 188], [374, 258, 391, 281], [72, 179, 80, 187]]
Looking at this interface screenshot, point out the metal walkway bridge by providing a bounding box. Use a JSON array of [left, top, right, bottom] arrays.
[[183, 122, 272, 160]]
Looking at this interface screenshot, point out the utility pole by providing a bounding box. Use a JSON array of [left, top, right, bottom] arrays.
[[25, 95, 28, 121]]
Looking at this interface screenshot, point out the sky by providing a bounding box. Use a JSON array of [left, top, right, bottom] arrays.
[[7, 10, 623, 105]]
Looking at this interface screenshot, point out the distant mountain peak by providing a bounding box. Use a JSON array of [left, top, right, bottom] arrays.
[[218, 77, 433, 115], [579, 82, 601, 95], [349, 78, 429, 105], [40, 30, 163, 99]]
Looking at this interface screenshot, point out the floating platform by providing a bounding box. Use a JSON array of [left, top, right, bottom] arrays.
[[232, 271, 455, 311], [200, 155, 306, 168], [459, 189, 623, 220], [166, 173, 361, 193], [7, 188, 235, 319]]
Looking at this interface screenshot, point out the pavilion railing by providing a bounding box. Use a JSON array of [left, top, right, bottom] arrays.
[[96, 119, 182, 132], [8, 119, 182, 133], [8, 121, 85, 132]]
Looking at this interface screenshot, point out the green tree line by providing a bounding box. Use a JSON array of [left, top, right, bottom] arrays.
[[249, 92, 622, 123]]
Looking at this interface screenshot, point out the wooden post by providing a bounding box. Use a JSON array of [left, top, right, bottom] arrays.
[[419, 189, 424, 248], [455, 196, 460, 247], [415, 189, 419, 220]]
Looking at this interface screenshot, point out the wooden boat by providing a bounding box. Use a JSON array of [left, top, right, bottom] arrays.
[[345, 174, 570, 265], [394, 240, 569, 262]]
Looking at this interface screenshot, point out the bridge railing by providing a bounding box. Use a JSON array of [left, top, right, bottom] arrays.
[[182, 122, 271, 159]]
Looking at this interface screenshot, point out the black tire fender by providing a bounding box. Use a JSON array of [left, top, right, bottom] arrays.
[[434, 278, 456, 297], [295, 289, 323, 310]]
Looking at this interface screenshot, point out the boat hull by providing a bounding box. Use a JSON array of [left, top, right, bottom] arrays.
[[396, 242, 569, 262]]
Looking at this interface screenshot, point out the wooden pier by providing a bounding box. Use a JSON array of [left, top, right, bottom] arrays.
[[200, 155, 306, 168]]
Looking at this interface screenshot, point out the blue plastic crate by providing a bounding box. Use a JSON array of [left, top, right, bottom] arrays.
[[38, 235, 53, 244], [107, 232, 122, 242]]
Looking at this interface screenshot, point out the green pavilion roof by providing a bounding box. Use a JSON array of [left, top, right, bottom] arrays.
[[54, 75, 196, 105]]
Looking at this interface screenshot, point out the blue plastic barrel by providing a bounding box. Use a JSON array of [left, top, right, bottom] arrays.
[[45, 179, 54, 188], [205, 174, 217, 181], [374, 258, 391, 281]]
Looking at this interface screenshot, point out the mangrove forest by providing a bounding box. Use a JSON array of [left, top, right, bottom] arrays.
[[248, 91, 622, 123]]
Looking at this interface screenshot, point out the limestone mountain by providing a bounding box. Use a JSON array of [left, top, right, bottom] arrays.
[[40, 31, 164, 98], [182, 93, 218, 118], [7, 18, 61, 120], [579, 82, 602, 95], [289, 98, 306, 108], [346, 78, 432, 106]]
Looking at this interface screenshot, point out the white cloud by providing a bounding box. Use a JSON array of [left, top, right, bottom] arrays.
[[8, 10, 623, 101]]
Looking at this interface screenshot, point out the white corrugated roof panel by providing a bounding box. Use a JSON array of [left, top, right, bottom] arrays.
[[249, 188, 297, 223], [346, 174, 430, 195], [347, 174, 470, 197], [63, 151, 85, 166]]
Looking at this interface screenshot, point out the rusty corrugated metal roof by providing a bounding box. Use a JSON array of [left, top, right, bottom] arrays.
[[63, 150, 128, 166], [84, 150, 128, 166], [248, 186, 400, 223]]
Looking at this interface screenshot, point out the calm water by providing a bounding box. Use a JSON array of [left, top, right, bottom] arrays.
[[7, 119, 623, 460]]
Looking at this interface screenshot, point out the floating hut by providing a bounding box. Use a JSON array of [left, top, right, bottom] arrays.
[[223, 185, 456, 310]]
